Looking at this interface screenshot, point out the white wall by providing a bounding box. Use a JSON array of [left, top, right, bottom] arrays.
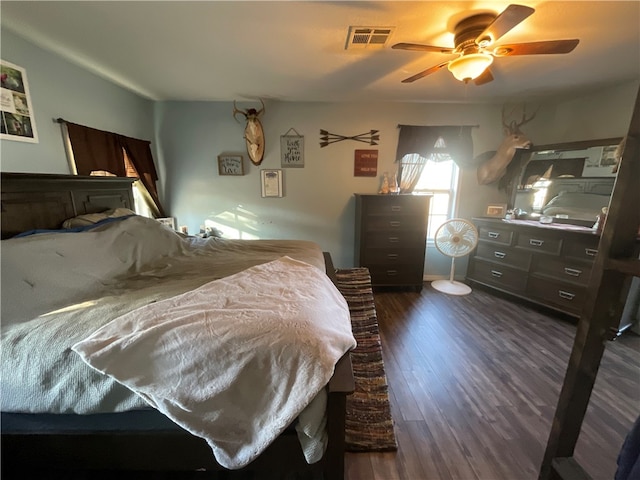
[[0, 29, 154, 173]]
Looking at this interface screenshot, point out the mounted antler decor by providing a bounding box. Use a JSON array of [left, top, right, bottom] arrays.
[[476, 104, 537, 185], [233, 99, 265, 165]]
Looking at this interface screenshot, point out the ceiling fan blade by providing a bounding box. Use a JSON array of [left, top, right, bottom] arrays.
[[476, 4, 535, 46], [493, 39, 580, 56], [401, 61, 450, 83], [392, 43, 454, 54], [474, 68, 494, 86]]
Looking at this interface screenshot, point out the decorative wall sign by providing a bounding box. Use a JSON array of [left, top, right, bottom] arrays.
[[218, 154, 244, 175], [1, 59, 38, 143], [261, 169, 283, 198], [319, 129, 379, 148], [354, 149, 378, 177], [280, 128, 304, 168]]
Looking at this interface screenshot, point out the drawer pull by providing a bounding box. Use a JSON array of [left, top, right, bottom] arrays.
[[564, 267, 583, 277], [529, 239, 544, 247], [388, 236, 399, 243], [490, 270, 503, 278], [386, 270, 398, 276], [387, 253, 399, 260], [488, 231, 501, 239], [558, 290, 576, 300], [494, 251, 506, 259], [585, 248, 598, 257], [389, 221, 401, 227], [391, 206, 402, 212]]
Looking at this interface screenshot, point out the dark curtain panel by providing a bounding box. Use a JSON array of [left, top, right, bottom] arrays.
[[66, 122, 164, 215], [66, 123, 126, 176], [395, 125, 475, 193], [118, 135, 164, 215]]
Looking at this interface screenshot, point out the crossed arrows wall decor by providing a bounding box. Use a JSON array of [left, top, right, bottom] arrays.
[[319, 129, 379, 148]]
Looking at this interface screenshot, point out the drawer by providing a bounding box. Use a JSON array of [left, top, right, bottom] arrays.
[[367, 265, 423, 286], [467, 258, 528, 292], [528, 276, 587, 315], [515, 231, 562, 255], [477, 224, 513, 246], [360, 248, 425, 265], [562, 236, 600, 262], [363, 195, 429, 216], [363, 231, 427, 249], [475, 243, 531, 270], [364, 215, 425, 231], [531, 256, 593, 286]]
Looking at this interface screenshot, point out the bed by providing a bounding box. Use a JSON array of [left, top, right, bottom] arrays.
[[0, 172, 356, 479]]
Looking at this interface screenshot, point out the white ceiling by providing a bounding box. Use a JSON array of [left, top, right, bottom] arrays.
[[1, 1, 639, 104]]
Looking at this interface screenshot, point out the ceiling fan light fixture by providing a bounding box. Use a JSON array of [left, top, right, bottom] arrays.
[[447, 53, 494, 82]]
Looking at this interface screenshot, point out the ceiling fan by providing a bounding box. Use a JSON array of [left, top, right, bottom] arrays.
[[392, 4, 579, 85]]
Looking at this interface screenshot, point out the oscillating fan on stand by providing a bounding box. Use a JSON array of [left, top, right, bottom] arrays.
[[431, 218, 479, 296]]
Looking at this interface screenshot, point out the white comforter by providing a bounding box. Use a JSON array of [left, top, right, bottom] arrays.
[[72, 257, 356, 469], [1, 216, 356, 469]]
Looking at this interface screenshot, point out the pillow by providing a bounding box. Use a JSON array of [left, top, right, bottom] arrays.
[[62, 208, 137, 228]]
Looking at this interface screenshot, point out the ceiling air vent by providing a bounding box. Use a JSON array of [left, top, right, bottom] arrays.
[[346, 26, 395, 49]]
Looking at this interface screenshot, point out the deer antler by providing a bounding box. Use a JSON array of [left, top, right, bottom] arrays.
[[503, 103, 538, 133], [232, 100, 246, 122], [516, 104, 537, 129], [256, 98, 265, 117]]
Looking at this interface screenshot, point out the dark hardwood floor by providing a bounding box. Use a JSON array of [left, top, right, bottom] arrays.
[[345, 283, 640, 480]]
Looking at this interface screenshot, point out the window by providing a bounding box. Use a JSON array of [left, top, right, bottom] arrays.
[[61, 120, 165, 218], [409, 138, 460, 239]]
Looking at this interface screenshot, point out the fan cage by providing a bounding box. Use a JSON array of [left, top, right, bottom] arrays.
[[433, 218, 479, 258]]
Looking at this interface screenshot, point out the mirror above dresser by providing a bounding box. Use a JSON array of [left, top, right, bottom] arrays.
[[509, 137, 624, 227]]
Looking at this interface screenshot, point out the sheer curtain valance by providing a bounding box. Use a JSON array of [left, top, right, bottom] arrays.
[[395, 125, 474, 193]]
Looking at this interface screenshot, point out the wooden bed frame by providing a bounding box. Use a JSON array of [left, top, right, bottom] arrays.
[[1, 172, 355, 479]]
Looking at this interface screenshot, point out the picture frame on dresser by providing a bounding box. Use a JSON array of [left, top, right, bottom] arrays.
[[485, 204, 507, 218]]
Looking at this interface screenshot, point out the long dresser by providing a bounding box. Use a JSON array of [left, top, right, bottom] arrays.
[[354, 194, 431, 291], [466, 217, 600, 317]]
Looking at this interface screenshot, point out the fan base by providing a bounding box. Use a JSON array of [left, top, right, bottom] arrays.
[[431, 279, 472, 296]]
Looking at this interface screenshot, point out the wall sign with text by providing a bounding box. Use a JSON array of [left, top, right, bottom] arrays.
[[354, 149, 378, 177], [280, 128, 304, 168]]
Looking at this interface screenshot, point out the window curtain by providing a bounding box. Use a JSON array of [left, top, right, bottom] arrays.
[[395, 125, 474, 193], [66, 122, 165, 216]]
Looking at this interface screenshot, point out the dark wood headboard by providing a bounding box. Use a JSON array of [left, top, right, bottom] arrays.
[[1, 172, 135, 239]]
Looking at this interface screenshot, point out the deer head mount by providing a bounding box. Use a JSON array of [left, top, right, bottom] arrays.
[[477, 105, 537, 185], [233, 99, 265, 165]]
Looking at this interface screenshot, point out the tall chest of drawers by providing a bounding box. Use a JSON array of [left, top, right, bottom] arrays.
[[466, 218, 600, 317], [354, 194, 431, 291]]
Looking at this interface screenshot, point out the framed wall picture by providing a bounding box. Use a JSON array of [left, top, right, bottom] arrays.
[[217, 154, 244, 176], [1, 59, 38, 143], [485, 204, 507, 218], [261, 169, 283, 198]]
